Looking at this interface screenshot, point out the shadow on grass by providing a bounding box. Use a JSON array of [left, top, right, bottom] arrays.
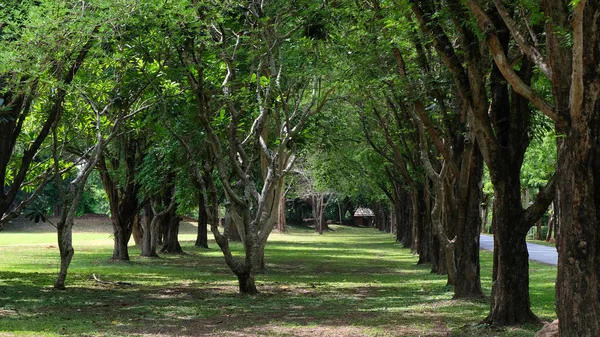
[[0, 274, 477, 336], [0, 226, 555, 336]]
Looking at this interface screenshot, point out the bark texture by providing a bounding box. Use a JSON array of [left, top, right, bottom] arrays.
[[453, 142, 485, 299], [141, 204, 159, 257], [54, 221, 75, 290], [98, 149, 141, 261], [195, 191, 209, 248], [161, 214, 183, 254], [554, 2, 600, 335]]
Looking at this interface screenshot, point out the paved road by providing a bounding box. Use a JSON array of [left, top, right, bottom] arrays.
[[480, 235, 558, 266]]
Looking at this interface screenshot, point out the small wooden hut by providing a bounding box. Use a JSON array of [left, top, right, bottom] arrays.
[[353, 207, 375, 227]]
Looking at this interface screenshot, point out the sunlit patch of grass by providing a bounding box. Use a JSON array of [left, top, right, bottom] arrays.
[[0, 224, 556, 336]]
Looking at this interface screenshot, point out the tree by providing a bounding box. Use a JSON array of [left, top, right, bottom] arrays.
[[0, 1, 99, 228], [167, 0, 333, 293], [52, 83, 149, 289], [466, 0, 600, 334], [409, 0, 556, 323]]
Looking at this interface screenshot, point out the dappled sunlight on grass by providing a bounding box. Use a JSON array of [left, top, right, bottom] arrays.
[[0, 224, 556, 336]]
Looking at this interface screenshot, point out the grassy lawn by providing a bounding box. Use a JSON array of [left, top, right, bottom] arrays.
[[525, 238, 557, 248], [0, 221, 556, 336]]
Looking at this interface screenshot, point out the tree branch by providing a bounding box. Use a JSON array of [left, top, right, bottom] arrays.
[[493, 0, 552, 79], [466, 0, 562, 123]]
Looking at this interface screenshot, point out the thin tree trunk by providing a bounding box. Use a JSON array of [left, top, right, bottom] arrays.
[[277, 192, 287, 233], [131, 213, 142, 246], [195, 191, 209, 248], [338, 199, 343, 226], [54, 220, 75, 290], [481, 196, 490, 234], [313, 194, 324, 235], [141, 203, 159, 257], [535, 218, 543, 241], [417, 187, 433, 265], [407, 189, 419, 256], [400, 192, 412, 246], [545, 202, 555, 242]]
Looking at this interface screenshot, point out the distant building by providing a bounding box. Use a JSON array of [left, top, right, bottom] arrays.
[[353, 207, 375, 226]]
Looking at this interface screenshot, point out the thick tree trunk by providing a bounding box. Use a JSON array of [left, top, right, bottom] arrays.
[[112, 218, 131, 260], [454, 144, 485, 299], [478, 41, 547, 325], [161, 213, 183, 254], [236, 271, 258, 295], [393, 204, 401, 242], [195, 192, 209, 248], [225, 212, 242, 242], [483, 182, 538, 325], [98, 150, 140, 261], [555, 4, 600, 334], [556, 113, 600, 335]]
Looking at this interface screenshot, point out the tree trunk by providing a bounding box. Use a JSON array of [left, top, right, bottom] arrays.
[[54, 220, 74, 290], [131, 212, 142, 246], [236, 271, 258, 295], [195, 191, 209, 248], [454, 143, 485, 299], [555, 4, 600, 334], [277, 193, 287, 233], [545, 203, 555, 242], [98, 151, 140, 261], [434, 234, 446, 275], [398, 193, 412, 246], [225, 211, 242, 242], [417, 187, 433, 265], [483, 182, 539, 325], [481, 195, 490, 234], [556, 109, 600, 335], [141, 203, 159, 257], [253, 239, 268, 274], [535, 218, 543, 241], [478, 44, 548, 325], [440, 181, 457, 286], [161, 212, 183, 254], [312, 194, 325, 235], [112, 217, 131, 260]]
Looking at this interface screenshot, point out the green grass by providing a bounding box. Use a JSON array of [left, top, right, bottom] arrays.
[[0, 224, 556, 336], [525, 238, 557, 248]]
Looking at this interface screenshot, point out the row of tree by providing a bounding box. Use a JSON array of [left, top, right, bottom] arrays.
[[293, 1, 597, 335], [1, 1, 599, 335]]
